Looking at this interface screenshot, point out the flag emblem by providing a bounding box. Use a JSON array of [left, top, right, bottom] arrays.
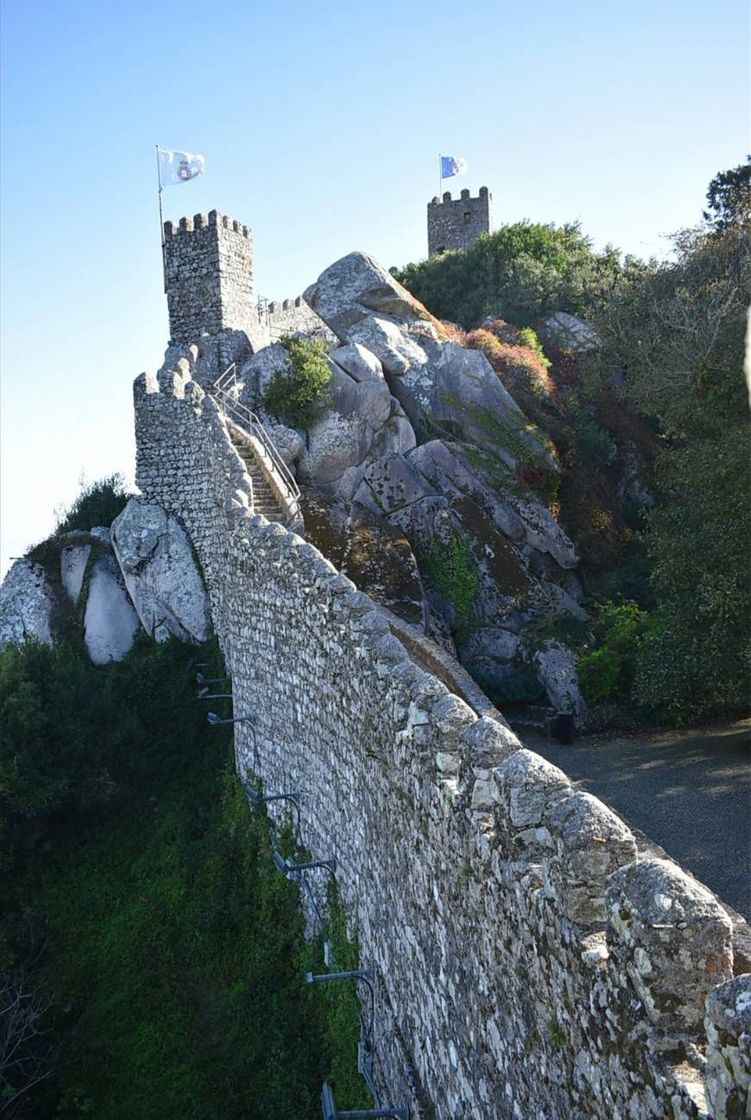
[[441, 156, 468, 179], [158, 148, 205, 186]]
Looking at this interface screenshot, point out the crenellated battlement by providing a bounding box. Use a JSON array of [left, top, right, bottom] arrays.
[[163, 210, 250, 239], [427, 185, 493, 256], [267, 295, 305, 313], [429, 185, 491, 206], [260, 293, 336, 344]]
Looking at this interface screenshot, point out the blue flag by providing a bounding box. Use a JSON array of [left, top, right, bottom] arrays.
[[441, 155, 468, 179]]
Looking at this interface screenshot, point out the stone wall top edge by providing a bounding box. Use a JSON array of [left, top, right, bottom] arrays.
[[429, 186, 491, 205], [164, 211, 250, 238], [267, 295, 308, 313]]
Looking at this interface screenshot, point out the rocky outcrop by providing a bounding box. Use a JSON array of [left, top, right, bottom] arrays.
[[83, 551, 140, 665], [0, 496, 211, 664], [60, 538, 92, 603], [303, 251, 436, 337], [539, 311, 600, 353], [200, 250, 591, 706], [111, 498, 211, 643], [297, 357, 417, 502], [300, 489, 425, 627], [0, 559, 55, 648], [306, 253, 555, 466], [533, 640, 587, 717]]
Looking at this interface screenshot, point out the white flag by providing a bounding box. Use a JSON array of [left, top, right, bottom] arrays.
[[158, 148, 205, 186]]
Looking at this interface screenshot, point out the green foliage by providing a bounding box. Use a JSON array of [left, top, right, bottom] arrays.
[[418, 534, 479, 628], [703, 156, 750, 232], [594, 200, 751, 721], [632, 429, 751, 721], [263, 335, 332, 429], [54, 474, 130, 534], [303, 891, 371, 1111], [397, 222, 646, 329], [577, 601, 646, 707], [517, 326, 550, 367], [0, 638, 363, 1117], [0, 640, 118, 873]]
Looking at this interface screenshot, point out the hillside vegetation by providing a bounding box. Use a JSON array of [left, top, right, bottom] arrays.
[[397, 221, 648, 329], [398, 160, 751, 724], [0, 633, 367, 1117]]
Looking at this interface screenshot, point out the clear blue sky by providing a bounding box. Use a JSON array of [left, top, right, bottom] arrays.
[[1, 0, 748, 576]]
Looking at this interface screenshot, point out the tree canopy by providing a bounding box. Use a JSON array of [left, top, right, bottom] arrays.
[[593, 190, 750, 720], [397, 221, 648, 329]]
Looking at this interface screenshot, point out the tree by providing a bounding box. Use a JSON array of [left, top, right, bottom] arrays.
[[594, 188, 751, 720], [0, 965, 52, 1115], [703, 156, 751, 232], [397, 221, 647, 328]]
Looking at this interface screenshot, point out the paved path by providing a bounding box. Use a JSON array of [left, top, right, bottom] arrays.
[[523, 718, 751, 922]]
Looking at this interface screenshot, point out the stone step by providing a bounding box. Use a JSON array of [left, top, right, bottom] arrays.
[[227, 433, 286, 522]]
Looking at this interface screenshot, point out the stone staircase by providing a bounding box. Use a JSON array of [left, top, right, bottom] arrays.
[[227, 425, 286, 523], [211, 364, 304, 534]]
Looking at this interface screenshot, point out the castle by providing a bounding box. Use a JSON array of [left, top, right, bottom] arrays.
[[427, 186, 493, 255], [135, 208, 749, 1120], [162, 191, 495, 348], [163, 209, 331, 346]]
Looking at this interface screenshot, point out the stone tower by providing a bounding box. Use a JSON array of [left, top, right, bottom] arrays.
[[427, 186, 493, 256], [163, 210, 253, 343]]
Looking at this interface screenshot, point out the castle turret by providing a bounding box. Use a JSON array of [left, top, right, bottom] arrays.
[[427, 186, 493, 256], [163, 210, 253, 343]]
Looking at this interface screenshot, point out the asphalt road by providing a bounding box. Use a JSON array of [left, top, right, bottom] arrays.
[[524, 719, 751, 922]]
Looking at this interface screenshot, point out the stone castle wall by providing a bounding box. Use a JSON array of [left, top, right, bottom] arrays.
[[133, 353, 749, 1120], [428, 187, 493, 256], [163, 211, 254, 343], [263, 294, 336, 343]]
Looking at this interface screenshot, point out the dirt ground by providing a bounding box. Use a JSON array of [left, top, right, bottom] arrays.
[[524, 717, 751, 922]]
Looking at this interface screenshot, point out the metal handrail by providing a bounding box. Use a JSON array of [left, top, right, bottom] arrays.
[[211, 363, 302, 522]]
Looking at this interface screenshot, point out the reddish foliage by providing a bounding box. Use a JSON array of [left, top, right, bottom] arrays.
[[465, 326, 556, 401], [439, 320, 468, 345]]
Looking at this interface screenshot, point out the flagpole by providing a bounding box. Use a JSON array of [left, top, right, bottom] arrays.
[[438, 153, 442, 199], [156, 144, 166, 292]]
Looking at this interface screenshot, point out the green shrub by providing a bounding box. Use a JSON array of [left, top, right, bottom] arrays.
[[518, 326, 551, 367], [54, 474, 130, 534], [418, 534, 479, 628], [397, 221, 646, 329], [577, 647, 622, 707], [577, 600, 646, 707], [263, 335, 332, 429]]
